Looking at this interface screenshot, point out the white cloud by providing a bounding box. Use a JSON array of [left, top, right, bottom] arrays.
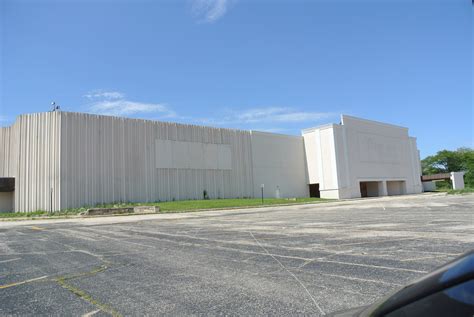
[[84, 90, 334, 130], [84, 90, 124, 100], [236, 107, 332, 123], [196, 107, 334, 125], [191, 0, 233, 23], [85, 91, 176, 118], [89, 100, 176, 117]]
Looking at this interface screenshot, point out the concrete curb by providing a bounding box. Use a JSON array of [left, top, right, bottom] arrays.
[[0, 200, 332, 221]]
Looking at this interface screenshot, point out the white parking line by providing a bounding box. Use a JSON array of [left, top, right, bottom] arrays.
[[0, 258, 21, 264]]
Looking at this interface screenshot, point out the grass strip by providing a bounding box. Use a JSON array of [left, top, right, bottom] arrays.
[[0, 197, 327, 218]]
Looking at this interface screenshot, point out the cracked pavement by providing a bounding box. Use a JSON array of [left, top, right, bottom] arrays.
[[0, 193, 473, 316]]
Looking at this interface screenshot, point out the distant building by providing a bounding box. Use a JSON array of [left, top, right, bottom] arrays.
[[0, 112, 422, 212]]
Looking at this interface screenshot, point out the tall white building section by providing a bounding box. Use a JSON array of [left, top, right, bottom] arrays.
[[302, 115, 423, 199]]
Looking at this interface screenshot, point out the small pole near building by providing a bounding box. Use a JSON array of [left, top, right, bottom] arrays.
[[261, 184, 264, 204], [50, 188, 53, 213]]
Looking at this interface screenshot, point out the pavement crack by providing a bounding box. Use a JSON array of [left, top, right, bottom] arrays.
[[55, 276, 120, 317], [248, 231, 326, 316], [54, 260, 121, 317], [44, 241, 122, 317]]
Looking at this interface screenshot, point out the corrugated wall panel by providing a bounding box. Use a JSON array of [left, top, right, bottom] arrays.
[[0, 127, 14, 176], [60, 112, 255, 209], [0, 112, 61, 212]]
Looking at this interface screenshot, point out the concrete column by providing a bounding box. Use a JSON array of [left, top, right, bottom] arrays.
[[379, 181, 388, 196], [450, 172, 465, 190]]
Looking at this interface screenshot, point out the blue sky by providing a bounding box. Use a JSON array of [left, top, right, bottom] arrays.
[[0, 0, 471, 158]]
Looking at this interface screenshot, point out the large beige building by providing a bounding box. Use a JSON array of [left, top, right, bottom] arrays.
[[0, 112, 422, 212]]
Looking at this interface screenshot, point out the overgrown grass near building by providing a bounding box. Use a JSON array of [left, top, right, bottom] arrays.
[[0, 210, 48, 218], [0, 197, 327, 218], [446, 187, 474, 195]]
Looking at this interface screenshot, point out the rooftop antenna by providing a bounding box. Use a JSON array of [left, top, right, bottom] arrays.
[[51, 101, 60, 112]]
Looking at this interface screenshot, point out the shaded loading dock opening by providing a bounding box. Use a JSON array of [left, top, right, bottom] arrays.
[[360, 181, 381, 197], [0, 177, 15, 212], [309, 184, 320, 198], [387, 181, 406, 196]]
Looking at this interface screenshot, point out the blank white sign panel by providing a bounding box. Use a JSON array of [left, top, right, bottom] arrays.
[[155, 139, 232, 170]]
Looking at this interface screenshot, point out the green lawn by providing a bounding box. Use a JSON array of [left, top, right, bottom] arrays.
[[94, 197, 327, 213], [0, 197, 327, 218]]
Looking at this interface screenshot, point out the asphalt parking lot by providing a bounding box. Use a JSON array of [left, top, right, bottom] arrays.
[[1, 193, 473, 316]]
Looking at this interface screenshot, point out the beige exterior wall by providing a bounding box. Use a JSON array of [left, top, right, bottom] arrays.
[[250, 131, 308, 198], [0, 112, 61, 212]]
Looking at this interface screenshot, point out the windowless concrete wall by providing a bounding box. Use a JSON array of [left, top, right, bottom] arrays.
[[250, 131, 308, 198]]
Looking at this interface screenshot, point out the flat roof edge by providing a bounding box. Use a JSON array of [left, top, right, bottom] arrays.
[[250, 130, 303, 139], [341, 115, 409, 130], [10, 111, 305, 138], [302, 123, 338, 134]]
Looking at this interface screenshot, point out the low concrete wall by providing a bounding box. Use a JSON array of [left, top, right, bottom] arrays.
[[85, 206, 159, 216], [422, 181, 436, 192]]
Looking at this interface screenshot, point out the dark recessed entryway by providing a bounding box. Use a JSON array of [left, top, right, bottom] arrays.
[[0, 177, 15, 192], [0, 178, 14, 212], [359, 181, 381, 198], [309, 183, 320, 198], [387, 180, 406, 196]]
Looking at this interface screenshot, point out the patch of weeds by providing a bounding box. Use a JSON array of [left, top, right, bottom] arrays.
[[0, 210, 48, 218], [447, 187, 474, 195]]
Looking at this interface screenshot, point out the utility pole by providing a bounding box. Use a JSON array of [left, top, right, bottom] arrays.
[[261, 184, 264, 204]]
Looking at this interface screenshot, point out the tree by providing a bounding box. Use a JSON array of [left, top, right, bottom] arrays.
[[421, 148, 474, 187]]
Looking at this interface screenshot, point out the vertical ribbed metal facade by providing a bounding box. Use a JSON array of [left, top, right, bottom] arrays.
[[0, 126, 15, 177], [0, 112, 61, 212], [1, 111, 311, 212], [60, 112, 255, 209]]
